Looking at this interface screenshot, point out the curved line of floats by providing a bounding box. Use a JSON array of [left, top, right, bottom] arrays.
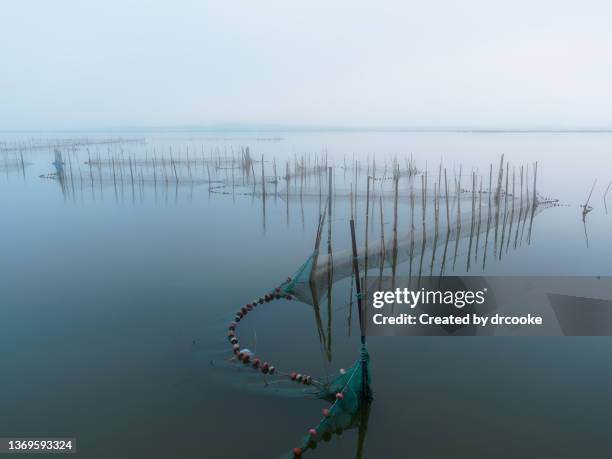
[[226, 276, 347, 457]]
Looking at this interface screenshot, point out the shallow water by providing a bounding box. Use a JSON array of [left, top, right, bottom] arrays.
[[1, 130, 611, 458]]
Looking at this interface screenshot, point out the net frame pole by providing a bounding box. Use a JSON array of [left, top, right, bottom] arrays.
[[350, 218, 368, 401]]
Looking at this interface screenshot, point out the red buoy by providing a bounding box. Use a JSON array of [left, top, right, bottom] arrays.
[[290, 372, 297, 381], [322, 408, 330, 417], [308, 428, 317, 437], [252, 358, 260, 368], [292, 447, 302, 457], [335, 392, 344, 400]]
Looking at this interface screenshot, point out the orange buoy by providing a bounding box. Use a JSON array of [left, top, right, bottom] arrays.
[[292, 447, 302, 457]]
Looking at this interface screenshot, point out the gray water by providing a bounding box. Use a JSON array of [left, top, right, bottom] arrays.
[[1, 130, 611, 458]]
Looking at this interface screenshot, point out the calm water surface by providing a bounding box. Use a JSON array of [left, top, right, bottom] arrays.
[[1, 131, 611, 458]]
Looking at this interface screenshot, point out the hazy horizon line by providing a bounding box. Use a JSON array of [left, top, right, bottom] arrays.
[[2, 124, 612, 134]]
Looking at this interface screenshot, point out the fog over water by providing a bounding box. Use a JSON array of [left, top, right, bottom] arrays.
[[2, 1, 612, 457], [1, 1, 612, 130]]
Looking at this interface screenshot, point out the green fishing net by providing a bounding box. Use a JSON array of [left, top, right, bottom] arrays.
[[282, 344, 372, 458]]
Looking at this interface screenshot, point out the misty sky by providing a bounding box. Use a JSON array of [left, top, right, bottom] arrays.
[[1, 0, 611, 130]]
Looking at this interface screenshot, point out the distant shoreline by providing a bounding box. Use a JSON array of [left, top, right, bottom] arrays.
[[2, 126, 612, 134]]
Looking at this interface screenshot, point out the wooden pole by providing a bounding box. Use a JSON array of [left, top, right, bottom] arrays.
[[350, 218, 368, 402]]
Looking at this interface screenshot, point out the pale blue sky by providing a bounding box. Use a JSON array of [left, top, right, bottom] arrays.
[[1, 0, 611, 130]]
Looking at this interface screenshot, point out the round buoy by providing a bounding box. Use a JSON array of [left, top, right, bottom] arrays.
[[246, 304, 253, 311], [230, 337, 238, 345], [322, 408, 330, 417], [268, 366, 276, 375], [228, 330, 235, 338], [258, 298, 264, 304], [240, 307, 247, 315], [252, 358, 260, 368], [292, 447, 302, 457], [308, 428, 317, 437], [229, 322, 237, 330], [335, 392, 344, 400], [232, 344, 240, 353], [296, 374, 303, 383], [290, 372, 297, 381], [286, 295, 293, 300], [261, 362, 269, 373]]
